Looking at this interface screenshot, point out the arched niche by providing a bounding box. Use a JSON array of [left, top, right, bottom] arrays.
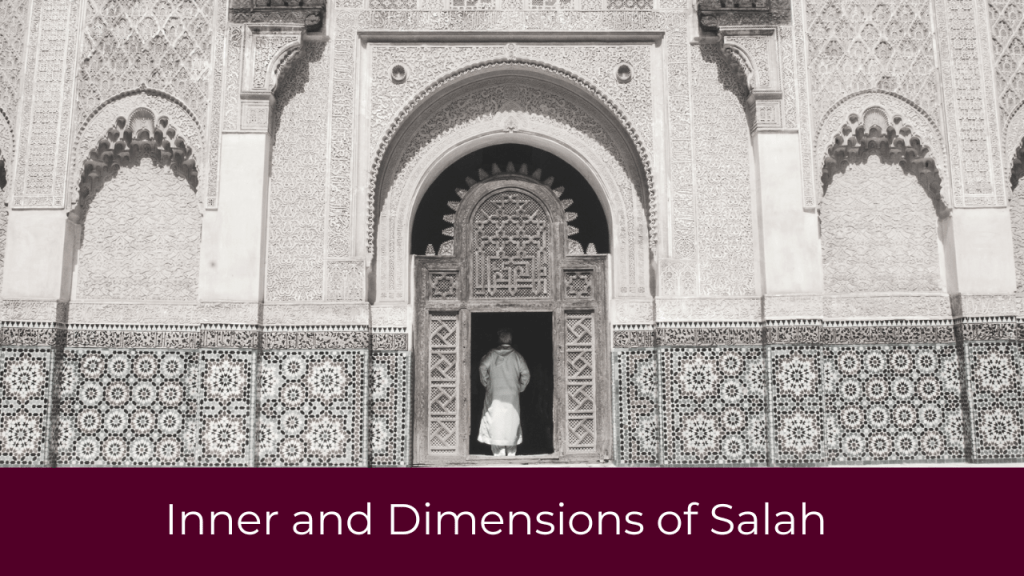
[[373, 68, 652, 305], [816, 99, 948, 300], [67, 99, 204, 303]]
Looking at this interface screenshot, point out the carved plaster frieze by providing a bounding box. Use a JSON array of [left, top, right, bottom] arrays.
[[229, 0, 326, 29], [613, 300, 655, 324], [67, 303, 204, 326], [371, 305, 409, 328], [950, 294, 1017, 319], [262, 303, 370, 326], [822, 294, 951, 320], [655, 297, 763, 322], [0, 301, 67, 324], [763, 295, 824, 320], [199, 303, 263, 325]]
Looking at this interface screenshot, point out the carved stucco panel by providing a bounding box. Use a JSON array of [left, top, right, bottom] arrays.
[[377, 77, 649, 303], [356, 10, 666, 34], [666, 20, 696, 296], [802, 0, 942, 130], [74, 160, 202, 302], [0, 0, 28, 153], [67, 92, 205, 211], [990, 1, 1024, 134], [13, 0, 81, 209], [934, 0, 1006, 207], [204, 4, 228, 210], [329, 12, 358, 259], [370, 43, 653, 152], [326, 260, 366, 302], [820, 156, 941, 294], [822, 294, 951, 319], [266, 40, 330, 302], [1009, 188, 1024, 293], [223, 25, 245, 132], [690, 44, 755, 297], [793, 0, 818, 208]]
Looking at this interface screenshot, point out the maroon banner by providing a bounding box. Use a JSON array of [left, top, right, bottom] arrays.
[[1, 468, 1020, 573]]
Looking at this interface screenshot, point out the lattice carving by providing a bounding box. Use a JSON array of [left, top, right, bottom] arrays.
[[76, 110, 198, 203], [565, 271, 594, 299], [566, 312, 596, 452], [429, 272, 458, 300], [821, 108, 944, 211], [428, 313, 459, 454], [77, 0, 214, 132], [991, 1, 1024, 128], [472, 191, 551, 298], [804, 0, 941, 129]]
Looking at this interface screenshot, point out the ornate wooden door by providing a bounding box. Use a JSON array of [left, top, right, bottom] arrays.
[[413, 164, 610, 465]]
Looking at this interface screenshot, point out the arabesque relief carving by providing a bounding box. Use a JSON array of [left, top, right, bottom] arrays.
[[375, 73, 650, 303], [369, 48, 655, 257]]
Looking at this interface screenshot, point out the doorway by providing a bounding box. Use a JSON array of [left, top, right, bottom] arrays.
[[470, 312, 554, 456]]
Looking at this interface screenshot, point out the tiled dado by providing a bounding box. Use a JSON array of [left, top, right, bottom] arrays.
[[0, 323, 413, 467], [612, 320, 1024, 466]]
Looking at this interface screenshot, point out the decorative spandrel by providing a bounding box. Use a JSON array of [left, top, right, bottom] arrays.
[[471, 191, 551, 299]]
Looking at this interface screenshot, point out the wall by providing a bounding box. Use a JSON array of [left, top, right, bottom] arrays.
[[1, 1, 1024, 467]]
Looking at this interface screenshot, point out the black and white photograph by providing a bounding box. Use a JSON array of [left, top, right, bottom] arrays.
[[0, 0, 1022, 573]]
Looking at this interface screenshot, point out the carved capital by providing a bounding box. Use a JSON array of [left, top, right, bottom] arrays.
[[717, 27, 782, 132], [238, 24, 305, 132]]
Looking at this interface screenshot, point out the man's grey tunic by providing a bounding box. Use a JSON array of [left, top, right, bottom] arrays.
[[477, 344, 531, 446]]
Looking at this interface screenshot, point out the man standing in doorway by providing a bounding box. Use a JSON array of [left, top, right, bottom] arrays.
[[478, 329, 531, 456]]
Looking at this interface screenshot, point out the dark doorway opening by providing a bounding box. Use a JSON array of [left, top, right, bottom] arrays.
[[470, 312, 554, 456]]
